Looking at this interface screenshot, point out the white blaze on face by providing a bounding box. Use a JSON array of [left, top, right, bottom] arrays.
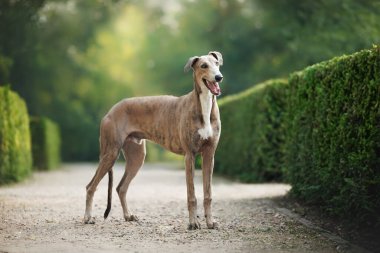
[[205, 56, 222, 93], [198, 83, 214, 140]]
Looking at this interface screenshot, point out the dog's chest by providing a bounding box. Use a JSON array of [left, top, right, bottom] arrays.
[[189, 119, 220, 153], [198, 92, 215, 140], [190, 99, 220, 151], [179, 92, 220, 153]]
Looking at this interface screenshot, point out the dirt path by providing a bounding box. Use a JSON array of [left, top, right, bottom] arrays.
[[0, 163, 340, 253]]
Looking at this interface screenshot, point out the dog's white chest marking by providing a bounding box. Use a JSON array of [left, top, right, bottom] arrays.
[[198, 90, 213, 140]]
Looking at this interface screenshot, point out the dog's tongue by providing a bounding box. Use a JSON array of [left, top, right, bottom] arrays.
[[210, 81, 221, 96]]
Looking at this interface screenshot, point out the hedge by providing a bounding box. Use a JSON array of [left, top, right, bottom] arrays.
[[215, 46, 380, 223], [30, 117, 61, 170], [145, 141, 181, 162], [284, 46, 380, 222], [215, 79, 288, 182], [0, 86, 32, 184]]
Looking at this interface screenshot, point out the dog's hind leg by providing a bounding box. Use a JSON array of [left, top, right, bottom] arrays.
[[117, 139, 146, 221], [202, 148, 218, 229], [84, 117, 121, 224], [84, 148, 119, 224]]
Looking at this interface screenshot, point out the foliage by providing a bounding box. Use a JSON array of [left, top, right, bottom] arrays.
[[145, 142, 182, 162], [246, 0, 380, 90], [140, 0, 380, 94], [215, 46, 380, 223], [0, 0, 44, 85], [216, 46, 380, 223], [30, 117, 61, 170], [1, 0, 380, 161], [215, 79, 288, 182], [284, 46, 380, 223], [0, 86, 32, 184], [0, 0, 128, 161]]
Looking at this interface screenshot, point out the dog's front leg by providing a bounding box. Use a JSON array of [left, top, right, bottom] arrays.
[[185, 153, 200, 230], [202, 149, 218, 229]]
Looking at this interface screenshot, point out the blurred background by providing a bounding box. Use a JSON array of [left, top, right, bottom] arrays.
[[1, 0, 379, 161]]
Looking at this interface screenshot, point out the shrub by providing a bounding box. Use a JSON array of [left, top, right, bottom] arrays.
[[215, 46, 380, 223], [0, 86, 32, 184], [145, 141, 182, 162], [284, 46, 380, 222], [215, 79, 288, 182], [30, 117, 61, 170]]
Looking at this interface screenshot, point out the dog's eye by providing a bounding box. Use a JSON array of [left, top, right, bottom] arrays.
[[215, 61, 219, 66], [201, 63, 208, 69]]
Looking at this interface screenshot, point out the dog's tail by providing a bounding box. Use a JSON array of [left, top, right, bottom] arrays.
[[104, 169, 113, 219]]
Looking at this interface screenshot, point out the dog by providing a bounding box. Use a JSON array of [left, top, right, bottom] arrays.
[[83, 51, 223, 229]]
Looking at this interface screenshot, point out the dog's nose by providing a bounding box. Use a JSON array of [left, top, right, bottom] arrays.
[[215, 75, 223, 82]]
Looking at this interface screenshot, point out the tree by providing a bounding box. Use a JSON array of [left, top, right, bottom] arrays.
[[0, 0, 45, 85], [1, 0, 379, 161]]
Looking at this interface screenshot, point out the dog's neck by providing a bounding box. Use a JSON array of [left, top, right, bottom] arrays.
[[194, 80, 215, 140]]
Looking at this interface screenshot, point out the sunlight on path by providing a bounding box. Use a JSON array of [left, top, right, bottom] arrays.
[[0, 163, 338, 253]]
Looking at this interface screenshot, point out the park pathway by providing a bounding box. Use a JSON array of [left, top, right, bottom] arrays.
[[0, 163, 347, 252]]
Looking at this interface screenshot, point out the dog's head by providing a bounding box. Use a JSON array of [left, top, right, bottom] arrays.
[[184, 51, 223, 96]]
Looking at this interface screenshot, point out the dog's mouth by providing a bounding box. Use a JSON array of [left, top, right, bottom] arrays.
[[202, 79, 221, 96]]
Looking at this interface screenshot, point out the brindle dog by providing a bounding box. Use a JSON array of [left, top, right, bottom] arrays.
[[84, 51, 223, 230]]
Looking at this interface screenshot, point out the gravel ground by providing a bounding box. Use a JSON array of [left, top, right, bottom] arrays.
[[0, 163, 340, 253]]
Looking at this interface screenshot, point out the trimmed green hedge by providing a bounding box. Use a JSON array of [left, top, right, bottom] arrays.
[[145, 141, 182, 162], [215, 79, 288, 182], [0, 86, 32, 184], [215, 46, 380, 223], [30, 117, 61, 170], [284, 47, 380, 222]]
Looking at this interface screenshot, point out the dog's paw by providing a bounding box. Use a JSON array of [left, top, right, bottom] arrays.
[[188, 221, 201, 230], [124, 214, 139, 222], [207, 221, 218, 229], [84, 216, 95, 224]]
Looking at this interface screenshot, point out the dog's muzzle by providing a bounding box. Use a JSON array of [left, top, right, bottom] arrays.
[[215, 75, 223, 82], [203, 77, 222, 96]]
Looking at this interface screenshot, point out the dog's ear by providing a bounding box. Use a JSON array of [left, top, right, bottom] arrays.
[[209, 51, 223, 66], [184, 56, 199, 73]]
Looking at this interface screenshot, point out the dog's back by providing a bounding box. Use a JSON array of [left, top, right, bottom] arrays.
[[105, 94, 193, 154]]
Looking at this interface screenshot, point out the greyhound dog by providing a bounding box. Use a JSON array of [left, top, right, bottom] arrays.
[[83, 51, 223, 230]]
